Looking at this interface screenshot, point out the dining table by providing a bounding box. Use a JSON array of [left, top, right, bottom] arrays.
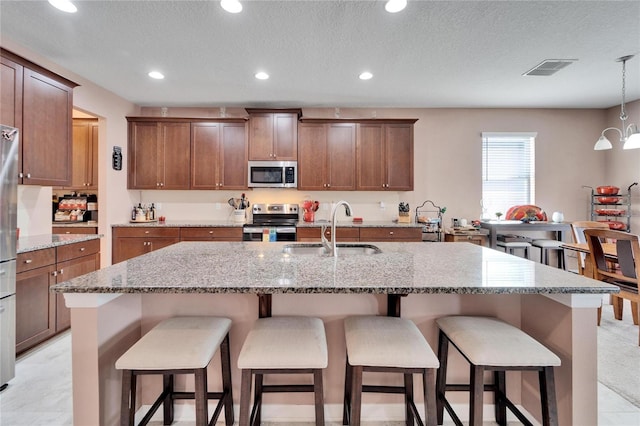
[[561, 242, 618, 278], [480, 220, 571, 249]]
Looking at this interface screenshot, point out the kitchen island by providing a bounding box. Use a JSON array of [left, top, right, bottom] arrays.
[[53, 241, 616, 425]]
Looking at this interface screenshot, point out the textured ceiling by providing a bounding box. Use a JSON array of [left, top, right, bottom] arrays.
[[1, 0, 639, 109]]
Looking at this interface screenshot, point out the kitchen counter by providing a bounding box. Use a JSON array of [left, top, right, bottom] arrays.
[[54, 241, 613, 425], [52, 222, 98, 228], [52, 241, 615, 295], [17, 233, 102, 254]]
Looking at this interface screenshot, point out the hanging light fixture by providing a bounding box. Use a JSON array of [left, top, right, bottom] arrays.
[[594, 55, 640, 150]]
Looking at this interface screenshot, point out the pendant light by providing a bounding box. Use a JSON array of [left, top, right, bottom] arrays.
[[594, 55, 640, 150]]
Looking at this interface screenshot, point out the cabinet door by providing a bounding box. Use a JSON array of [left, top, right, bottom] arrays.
[[55, 253, 99, 332], [0, 55, 23, 131], [88, 121, 99, 189], [191, 122, 221, 189], [159, 122, 190, 189], [16, 265, 56, 354], [248, 113, 273, 160], [128, 121, 160, 189], [326, 123, 356, 190], [357, 123, 385, 190], [21, 68, 73, 186], [112, 237, 151, 264], [273, 113, 298, 160], [71, 120, 92, 188], [385, 124, 413, 191], [298, 123, 327, 190], [219, 122, 247, 189]]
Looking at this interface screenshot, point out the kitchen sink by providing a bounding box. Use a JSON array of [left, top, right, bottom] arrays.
[[282, 243, 382, 256]]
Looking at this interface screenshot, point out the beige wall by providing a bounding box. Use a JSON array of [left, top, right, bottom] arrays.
[[8, 38, 634, 266]]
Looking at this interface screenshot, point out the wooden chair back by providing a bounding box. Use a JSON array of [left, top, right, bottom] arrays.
[[571, 221, 610, 273], [583, 228, 640, 291]]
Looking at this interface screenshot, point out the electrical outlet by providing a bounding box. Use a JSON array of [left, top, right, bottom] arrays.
[[216, 203, 221, 210], [379, 201, 385, 209], [155, 203, 162, 210]]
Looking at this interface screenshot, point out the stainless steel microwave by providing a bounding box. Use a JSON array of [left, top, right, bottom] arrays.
[[247, 161, 297, 188]]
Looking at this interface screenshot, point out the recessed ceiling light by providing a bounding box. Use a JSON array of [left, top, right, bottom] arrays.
[[255, 72, 269, 80], [48, 0, 77, 13], [359, 72, 373, 80], [221, 0, 242, 13], [385, 0, 407, 13], [148, 71, 165, 80]]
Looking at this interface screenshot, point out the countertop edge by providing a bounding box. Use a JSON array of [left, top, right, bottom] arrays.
[[18, 234, 103, 254]]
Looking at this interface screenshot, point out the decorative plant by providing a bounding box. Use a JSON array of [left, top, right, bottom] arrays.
[[495, 212, 503, 220]]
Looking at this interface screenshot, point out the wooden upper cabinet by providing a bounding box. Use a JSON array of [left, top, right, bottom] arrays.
[[1, 49, 77, 186], [0, 55, 23, 130], [191, 121, 248, 190], [70, 119, 98, 189], [298, 122, 356, 191], [128, 119, 190, 189], [247, 108, 300, 160], [356, 121, 415, 191]]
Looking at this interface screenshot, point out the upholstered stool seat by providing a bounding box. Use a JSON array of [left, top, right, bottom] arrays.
[[532, 239, 565, 269], [115, 316, 233, 426], [497, 241, 531, 259], [343, 316, 439, 426], [435, 316, 560, 426], [238, 316, 327, 426]]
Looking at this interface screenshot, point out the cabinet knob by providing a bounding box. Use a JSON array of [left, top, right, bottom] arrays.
[[59, 269, 64, 275], [327, 183, 331, 188], [65, 231, 71, 234], [18, 172, 23, 178], [156, 183, 160, 187], [79, 247, 86, 252], [208, 231, 214, 234], [145, 231, 150, 234], [389, 231, 394, 235], [160, 182, 164, 187], [24, 259, 32, 264], [26, 173, 31, 179]]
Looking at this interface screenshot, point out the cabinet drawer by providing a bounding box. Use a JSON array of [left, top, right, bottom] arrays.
[[53, 226, 98, 235], [112, 227, 180, 238], [17, 248, 56, 273], [180, 227, 242, 241], [297, 227, 360, 242], [359, 227, 422, 241], [444, 234, 487, 246], [57, 239, 100, 263]]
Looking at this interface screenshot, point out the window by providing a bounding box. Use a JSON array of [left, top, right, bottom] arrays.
[[481, 132, 536, 219]]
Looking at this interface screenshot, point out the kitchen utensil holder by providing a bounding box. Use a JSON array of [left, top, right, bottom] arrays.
[[233, 209, 246, 223]]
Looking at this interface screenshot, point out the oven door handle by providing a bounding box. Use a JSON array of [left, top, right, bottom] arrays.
[[276, 227, 297, 234], [243, 227, 265, 233]]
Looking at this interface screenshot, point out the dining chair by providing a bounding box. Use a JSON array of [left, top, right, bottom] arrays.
[[570, 221, 610, 275], [584, 228, 640, 345]]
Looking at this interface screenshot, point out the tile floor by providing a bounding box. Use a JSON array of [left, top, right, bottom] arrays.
[[1, 317, 639, 425]]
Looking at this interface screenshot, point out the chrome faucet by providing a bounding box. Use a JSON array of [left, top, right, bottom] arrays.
[[322, 200, 353, 256]]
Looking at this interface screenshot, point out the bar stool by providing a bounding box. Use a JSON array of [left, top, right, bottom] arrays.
[[435, 316, 560, 426], [115, 316, 234, 426], [342, 316, 439, 426], [531, 239, 565, 269], [497, 241, 531, 259], [238, 316, 328, 426]]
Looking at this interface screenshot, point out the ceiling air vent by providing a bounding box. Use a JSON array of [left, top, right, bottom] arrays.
[[523, 59, 577, 76]]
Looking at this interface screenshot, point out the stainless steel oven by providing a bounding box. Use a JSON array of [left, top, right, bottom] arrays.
[[242, 204, 298, 242]]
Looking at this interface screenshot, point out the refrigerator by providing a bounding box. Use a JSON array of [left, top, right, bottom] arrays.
[[0, 125, 18, 390]]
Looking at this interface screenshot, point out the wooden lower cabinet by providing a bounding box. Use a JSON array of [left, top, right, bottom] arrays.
[[52, 226, 98, 235], [112, 227, 180, 263], [296, 226, 421, 242], [296, 227, 359, 242], [112, 226, 243, 263], [16, 239, 100, 354], [180, 227, 242, 241], [444, 233, 488, 246]]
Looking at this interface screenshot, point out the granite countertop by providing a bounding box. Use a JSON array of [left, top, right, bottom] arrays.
[[18, 233, 102, 254], [52, 241, 617, 295]]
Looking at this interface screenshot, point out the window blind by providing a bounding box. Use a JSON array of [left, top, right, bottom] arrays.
[[481, 132, 536, 219]]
